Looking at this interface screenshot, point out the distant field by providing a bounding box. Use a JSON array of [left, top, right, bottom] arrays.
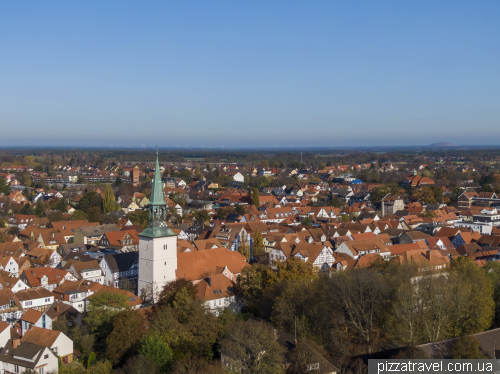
[[184, 158, 205, 161]]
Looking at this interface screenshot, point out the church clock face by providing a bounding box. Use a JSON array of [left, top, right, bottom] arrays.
[[160, 221, 165, 227]]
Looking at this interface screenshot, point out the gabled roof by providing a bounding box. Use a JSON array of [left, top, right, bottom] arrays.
[[67, 260, 101, 277], [193, 239, 223, 251], [404, 231, 432, 241], [103, 230, 139, 246], [77, 224, 118, 237], [21, 326, 61, 348], [456, 231, 482, 244], [177, 247, 249, 281], [16, 287, 55, 302], [45, 302, 78, 319], [425, 236, 454, 250], [354, 253, 383, 268], [53, 280, 102, 295], [20, 309, 43, 324], [22, 268, 70, 288], [102, 252, 138, 272], [0, 340, 48, 369], [196, 274, 236, 301]]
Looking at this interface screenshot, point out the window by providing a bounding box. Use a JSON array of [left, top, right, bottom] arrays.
[[164, 244, 167, 250], [44, 354, 49, 359], [15, 365, 19, 373], [26, 301, 32, 306]]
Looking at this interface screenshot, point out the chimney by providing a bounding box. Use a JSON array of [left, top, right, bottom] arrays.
[[13, 339, 20, 349], [56, 305, 60, 313], [207, 276, 211, 287]]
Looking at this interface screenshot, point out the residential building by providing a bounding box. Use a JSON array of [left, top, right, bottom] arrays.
[[15, 288, 55, 313], [18, 309, 52, 335], [64, 260, 104, 284], [381, 195, 404, 217], [0, 339, 59, 374], [21, 326, 74, 364], [196, 274, 242, 316], [100, 252, 139, 289], [73, 224, 118, 245]]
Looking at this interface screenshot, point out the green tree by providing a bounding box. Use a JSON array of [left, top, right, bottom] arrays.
[[117, 355, 162, 374], [194, 209, 210, 224], [156, 279, 198, 310], [85, 291, 129, 353], [302, 216, 313, 226], [102, 184, 116, 214], [54, 198, 68, 212], [35, 199, 44, 217], [451, 335, 487, 359], [448, 257, 494, 337], [70, 210, 88, 221], [447, 186, 463, 207], [47, 210, 64, 222], [252, 188, 260, 208], [150, 288, 219, 361], [138, 333, 173, 373], [86, 360, 113, 374], [274, 257, 317, 283], [485, 261, 500, 327], [114, 176, 123, 187], [77, 192, 102, 213], [127, 210, 149, 229], [107, 310, 145, 365], [87, 352, 97, 368], [22, 187, 30, 200], [252, 228, 265, 260], [51, 315, 69, 336], [328, 269, 389, 354], [328, 195, 343, 208], [235, 204, 246, 215], [216, 208, 227, 220], [0, 178, 11, 195], [219, 320, 285, 374], [20, 202, 35, 216], [236, 264, 276, 313], [371, 184, 400, 205], [87, 206, 101, 223], [421, 210, 437, 218], [238, 235, 251, 260]]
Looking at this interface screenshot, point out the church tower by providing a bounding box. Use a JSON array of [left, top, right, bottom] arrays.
[[138, 149, 178, 300]]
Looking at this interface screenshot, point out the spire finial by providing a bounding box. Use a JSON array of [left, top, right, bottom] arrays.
[[156, 145, 158, 155]]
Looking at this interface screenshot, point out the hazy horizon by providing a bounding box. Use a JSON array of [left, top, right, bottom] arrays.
[[1, 1, 499, 147]]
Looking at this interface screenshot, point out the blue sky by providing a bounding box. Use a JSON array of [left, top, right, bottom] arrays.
[[0, 1, 499, 148]]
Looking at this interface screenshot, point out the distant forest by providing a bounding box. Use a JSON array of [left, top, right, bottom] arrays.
[[2, 146, 500, 168]]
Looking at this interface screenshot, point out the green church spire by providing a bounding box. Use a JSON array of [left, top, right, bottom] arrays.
[[150, 146, 166, 206], [139, 148, 177, 238]]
